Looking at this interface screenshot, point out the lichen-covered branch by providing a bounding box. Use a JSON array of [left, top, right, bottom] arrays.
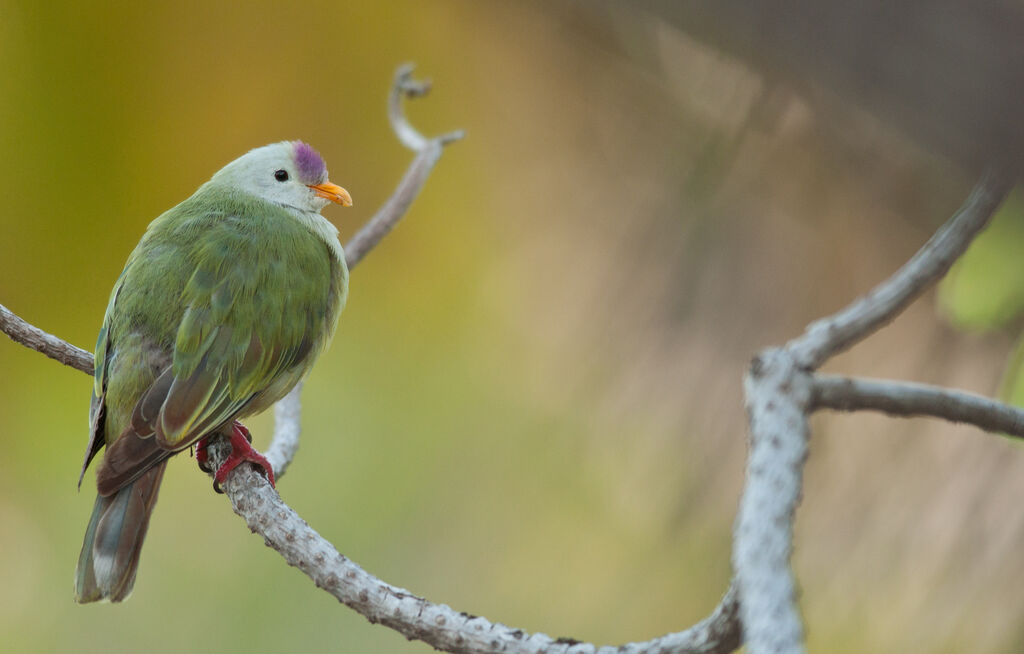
[[733, 171, 1012, 654], [812, 375, 1024, 438], [210, 436, 743, 654], [734, 350, 812, 654]]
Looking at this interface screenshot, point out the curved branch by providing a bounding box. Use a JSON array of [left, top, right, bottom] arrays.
[[387, 62, 465, 152], [789, 169, 1014, 370], [812, 374, 1024, 438], [343, 63, 465, 269], [265, 383, 303, 480], [206, 434, 742, 654]]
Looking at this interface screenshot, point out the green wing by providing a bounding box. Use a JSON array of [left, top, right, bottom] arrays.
[[137, 210, 334, 446], [94, 202, 344, 496], [77, 270, 126, 488]]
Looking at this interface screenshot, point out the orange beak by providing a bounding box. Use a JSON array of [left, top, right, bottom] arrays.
[[308, 181, 353, 207]]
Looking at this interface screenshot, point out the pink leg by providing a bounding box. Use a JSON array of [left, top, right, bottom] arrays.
[[196, 421, 275, 493]]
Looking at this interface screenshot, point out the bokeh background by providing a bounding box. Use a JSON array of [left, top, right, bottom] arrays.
[[1, 1, 1023, 652]]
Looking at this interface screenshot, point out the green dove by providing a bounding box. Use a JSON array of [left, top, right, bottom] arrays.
[[74, 141, 352, 603]]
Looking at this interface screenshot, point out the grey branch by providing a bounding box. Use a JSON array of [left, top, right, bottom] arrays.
[[206, 435, 743, 654], [343, 63, 465, 269], [812, 375, 1024, 438], [789, 169, 1014, 370], [387, 63, 465, 152], [0, 302, 94, 375], [0, 66, 742, 654], [265, 383, 303, 480], [734, 350, 812, 654], [734, 171, 1012, 654]]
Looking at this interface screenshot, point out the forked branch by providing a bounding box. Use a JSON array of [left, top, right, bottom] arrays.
[[789, 170, 1012, 369], [734, 170, 1013, 654]]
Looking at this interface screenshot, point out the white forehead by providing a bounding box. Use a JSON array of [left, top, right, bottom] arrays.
[[219, 142, 293, 174]]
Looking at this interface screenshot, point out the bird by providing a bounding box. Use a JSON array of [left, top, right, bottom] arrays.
[[74, 141, 352, 603]]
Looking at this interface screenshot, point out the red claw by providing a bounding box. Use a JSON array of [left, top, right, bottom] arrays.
[[196, 440, 211, 471], [196, 421, 276, 493]]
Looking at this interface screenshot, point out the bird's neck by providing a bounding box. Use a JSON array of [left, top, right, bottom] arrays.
[[282, 204, 345, 265], [190, 182, 346, 265]]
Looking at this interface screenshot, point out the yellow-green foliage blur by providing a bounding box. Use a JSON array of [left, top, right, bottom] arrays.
[[1, 2, 1022, 653]]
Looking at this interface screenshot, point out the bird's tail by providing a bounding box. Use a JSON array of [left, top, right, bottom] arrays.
[[74, 461, 167, 603]]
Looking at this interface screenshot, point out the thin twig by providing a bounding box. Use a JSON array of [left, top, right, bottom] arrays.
[[0, 303, 94, 374], [266, 383, 303, 479], [789, 169, 1014, 370], [344, 63, 465, 268], [812, 374, 1024, 438]]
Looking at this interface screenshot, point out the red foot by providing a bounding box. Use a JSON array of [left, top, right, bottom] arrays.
[[195, 441, 210, 471], [196, 422, 275, 493]]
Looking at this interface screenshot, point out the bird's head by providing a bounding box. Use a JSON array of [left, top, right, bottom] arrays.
[[211, 141, 352, 215]]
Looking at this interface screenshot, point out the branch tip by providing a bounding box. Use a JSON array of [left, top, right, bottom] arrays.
[[813, 374, 1024, 440], [388, 63, 462, 153], [439, 129, 466, 145]]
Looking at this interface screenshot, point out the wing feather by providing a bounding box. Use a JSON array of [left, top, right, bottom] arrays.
[[78, 272, 126, 488], [92, 204, 341, 495]]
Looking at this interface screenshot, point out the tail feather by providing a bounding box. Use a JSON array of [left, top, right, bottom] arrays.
[[75, 461, 167, 603]]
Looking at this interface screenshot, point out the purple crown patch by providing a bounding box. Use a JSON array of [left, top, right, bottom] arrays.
[[292, 141, 327, 184]]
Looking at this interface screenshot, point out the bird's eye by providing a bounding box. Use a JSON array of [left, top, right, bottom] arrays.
[[274, 169, 289, 182]]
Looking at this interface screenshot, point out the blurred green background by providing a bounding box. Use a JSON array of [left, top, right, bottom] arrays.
[[1, 2, 1023, 653]]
